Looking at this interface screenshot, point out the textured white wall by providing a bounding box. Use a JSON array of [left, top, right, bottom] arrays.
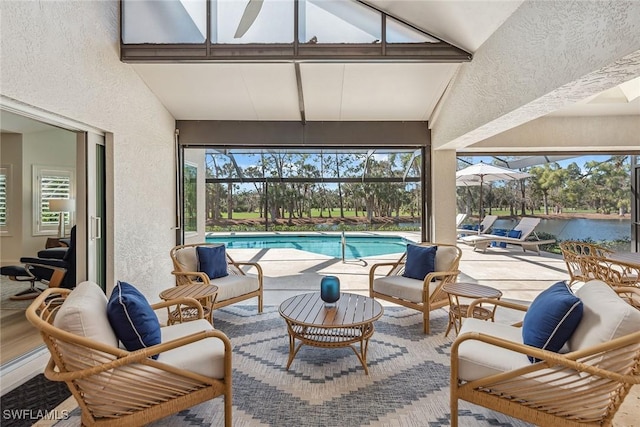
[[433, 0, 640, 149], [470, 116, 640, 152], [1, 1, 176, 300], [430, 149, 458, 244]]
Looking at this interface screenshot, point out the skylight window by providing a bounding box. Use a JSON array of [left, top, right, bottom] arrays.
[[122, 0, 440, 46], [299, 0, 380, 44], [213, 0, 294, 44]]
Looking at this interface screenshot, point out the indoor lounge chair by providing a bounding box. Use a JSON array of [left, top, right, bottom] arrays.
[[26, 281, 232, 427], [369, 242, 462, 334], [0, 226, 76, 299], [170, 243, 263, 313], [456, 214, 497, 237], [460, 217, 554, 254], [450, 280, 640, 427]]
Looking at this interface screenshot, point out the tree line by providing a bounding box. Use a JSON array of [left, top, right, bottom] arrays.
[[198, 153, 631, 223]]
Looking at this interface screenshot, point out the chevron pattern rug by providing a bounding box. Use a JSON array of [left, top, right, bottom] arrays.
[[55, 305, 532, 427]]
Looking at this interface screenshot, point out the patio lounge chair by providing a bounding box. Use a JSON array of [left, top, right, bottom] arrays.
[[460, 217, 554, 254], [450, 280, 640, 426], [455, 213, 467, 228], [456, 214, 497, 237], [369, 242, 462, 334]]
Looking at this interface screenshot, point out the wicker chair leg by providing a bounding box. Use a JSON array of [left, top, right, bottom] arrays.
[[225, 393, 232, 427], [423, 310, 430, 334]]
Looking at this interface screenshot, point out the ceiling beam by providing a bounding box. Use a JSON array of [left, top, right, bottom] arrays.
[[176, 121, 430, 146], [294, 63, 306, 124], [121, 43, 471, 63]]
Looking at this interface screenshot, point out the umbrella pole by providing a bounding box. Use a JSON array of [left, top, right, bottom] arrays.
[[478, 176, 484, 234]]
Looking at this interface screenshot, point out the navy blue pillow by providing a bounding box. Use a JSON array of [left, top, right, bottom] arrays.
[[197, 245, 228, 279], [107, 281, 161, 359], [402, 244, 437, 280], [507, 229, 522, 239], [522, 281, 583, 363]]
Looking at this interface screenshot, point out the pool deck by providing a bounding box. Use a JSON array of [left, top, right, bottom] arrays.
[[224, 231, 639, 424], [224, 230, 568, 307]]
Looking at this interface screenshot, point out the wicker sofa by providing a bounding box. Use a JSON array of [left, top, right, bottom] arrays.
[[450, 280, 640, 427], [26, 281, 232, 427]]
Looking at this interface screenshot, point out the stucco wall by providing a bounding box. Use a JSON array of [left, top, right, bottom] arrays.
[[1, 1, 176, 300], [433, 0, 640, 150]]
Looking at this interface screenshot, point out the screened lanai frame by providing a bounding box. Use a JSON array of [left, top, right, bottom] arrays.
[[179, 144, 429, 239]]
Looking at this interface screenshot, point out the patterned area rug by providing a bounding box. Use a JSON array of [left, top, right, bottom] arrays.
[[1, 374, 71, 427], [55, 305, 532, 427]]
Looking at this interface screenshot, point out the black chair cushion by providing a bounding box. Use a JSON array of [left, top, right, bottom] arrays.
[[37, 247, 68, 260], [0, 265, 29, 277]]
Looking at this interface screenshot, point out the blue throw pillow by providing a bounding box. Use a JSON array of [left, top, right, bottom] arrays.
[[522, 281, 583, 363], [402, 244, 437, 280], [196, 245, 228, 279], [507, 229, 522, 239], [107, 281, 161, 359]]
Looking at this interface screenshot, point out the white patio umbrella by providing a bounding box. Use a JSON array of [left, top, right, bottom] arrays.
[[456, 162, 531, 229]]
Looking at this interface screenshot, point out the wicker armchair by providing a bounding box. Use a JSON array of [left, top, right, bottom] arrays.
[[559, 241, 614, 284], [369, 242, 462, 334], [450, 281, 640, 427], [576, 254, 639, 288], [26, 283, 232, 427], [170, 243, 263, 312]]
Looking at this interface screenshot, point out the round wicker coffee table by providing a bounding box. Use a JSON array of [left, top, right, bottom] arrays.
[[279, 292, 383, 374]]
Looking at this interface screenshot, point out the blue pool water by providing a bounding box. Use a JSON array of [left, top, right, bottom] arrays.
[[205, 234, 412, 258]]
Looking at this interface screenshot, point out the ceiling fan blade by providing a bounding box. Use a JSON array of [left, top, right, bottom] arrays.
[[234, 0, 264, 39]]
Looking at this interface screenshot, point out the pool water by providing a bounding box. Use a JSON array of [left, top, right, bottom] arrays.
[[205, 234, 412, 258]]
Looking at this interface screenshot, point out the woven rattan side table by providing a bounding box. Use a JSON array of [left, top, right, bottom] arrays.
[[159, 284, 218, 325], [442, 282, 502, 337], [279, 292, 383, 374]]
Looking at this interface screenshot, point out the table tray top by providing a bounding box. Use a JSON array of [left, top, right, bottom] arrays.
[[442, 282, 502, 299], [159, 284, 218, 300], [279, 292, 383, 328]]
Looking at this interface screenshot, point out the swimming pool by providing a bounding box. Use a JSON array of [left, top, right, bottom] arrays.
[[205, 234, 412, 258]]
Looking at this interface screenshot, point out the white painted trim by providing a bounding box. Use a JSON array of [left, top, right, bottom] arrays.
[[0, 347, 48, 395], [0, 95, 105, 135]]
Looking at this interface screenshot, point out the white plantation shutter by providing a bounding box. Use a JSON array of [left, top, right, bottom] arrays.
[[33, 166, 75, 234]]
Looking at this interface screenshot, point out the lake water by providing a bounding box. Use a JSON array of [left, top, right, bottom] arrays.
[[492, 218, 631, 242]]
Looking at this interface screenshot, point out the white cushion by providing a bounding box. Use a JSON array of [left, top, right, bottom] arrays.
[[569, 280, 640, 352], [457, 318, 530, 381], [53, 281, 118, 347], [175, 246, 199, 271], [373, 275, 441, 303], [435, 246, 458, 272], [212, 273, 260, 302], [158, 319, 227, 379]]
